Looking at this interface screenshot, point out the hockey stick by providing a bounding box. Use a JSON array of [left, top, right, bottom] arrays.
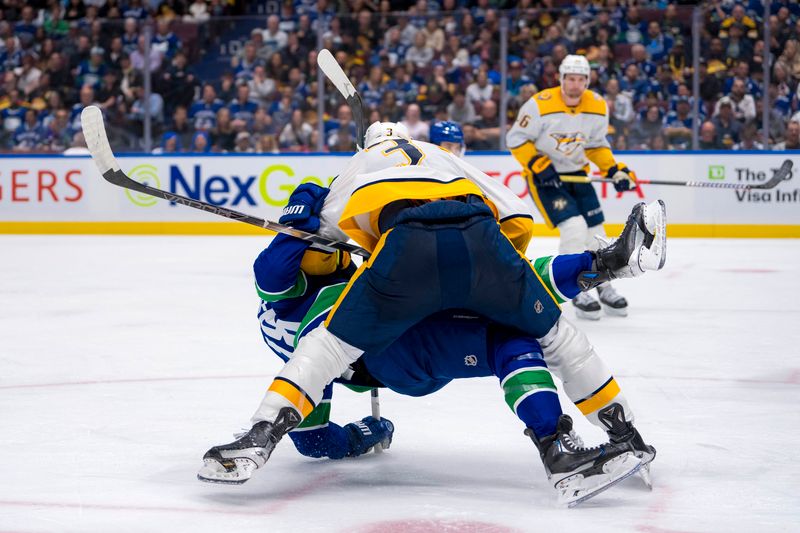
[[316, 51, 386, 450], [560, 159, 793, 190], [317, 49, 367, 150], [80, 106, 369, 258]]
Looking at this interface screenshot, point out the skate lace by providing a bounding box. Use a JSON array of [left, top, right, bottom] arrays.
[[593, 235, 615, 251], [562, 431, 602, 452], [568, 430, 586, 448]]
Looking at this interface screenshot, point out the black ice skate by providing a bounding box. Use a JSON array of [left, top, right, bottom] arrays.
[[526, 414, 642, 507], [572, 291, 602, 320], [577, 200, 667, 292], [198, 407, 301, 485], [597, 284, 628, 317], [598, 402, 657, 490]]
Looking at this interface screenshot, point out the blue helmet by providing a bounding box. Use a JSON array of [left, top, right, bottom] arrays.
[[429, 121, 464, 146]]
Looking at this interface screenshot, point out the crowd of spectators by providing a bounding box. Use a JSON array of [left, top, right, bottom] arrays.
[[2, 0, 800, 154]]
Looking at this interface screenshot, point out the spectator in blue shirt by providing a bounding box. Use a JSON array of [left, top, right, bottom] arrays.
[[233, 42, 264, 83], [663, 96, 695, 150], [618, 5, 647, 44], [122, 18, 139, 55], [324, 103, 356, 146], [385, 65, 418, 106], [267, 87, 296, 133], [229, 84, 260, 126], [619, 63, 648, 102], [152, 19, 181, 60], [0, 36, 23, 71], [623, 44, 657, 79], [12, 109, 47, 151], [506, 60, 531, 98], [358, 66, 386, 109], [189, 84, 225, 131], [122, 0, 148, 20], [723, 60, 762, 98], [75, 46, 107, 90], [14, 6, 38, 46], [380, 27, 409, 67], [643, 21, 674, 63]]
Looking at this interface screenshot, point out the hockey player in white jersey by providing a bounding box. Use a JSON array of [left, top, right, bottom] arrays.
[[199, 121, 664, 503], [507, 54, 638, 320]]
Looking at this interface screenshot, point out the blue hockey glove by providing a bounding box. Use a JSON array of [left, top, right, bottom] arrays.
[[279, 183, 330, 233], [345, 416, 395, 457], [607, 164, 636, 192], [528, 154, 561, 188]]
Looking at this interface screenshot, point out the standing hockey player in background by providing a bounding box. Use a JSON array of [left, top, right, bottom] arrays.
[[507, 54, 637, 320]]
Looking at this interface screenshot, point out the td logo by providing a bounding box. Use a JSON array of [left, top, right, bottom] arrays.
[[125, 164, 160, 206], [708, 165, 725, 180]]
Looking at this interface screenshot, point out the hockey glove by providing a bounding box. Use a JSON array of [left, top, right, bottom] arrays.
[[528, 154, 561, 188], [345, 416, 395, 457], [607, 164, 635, 192], [279, 183, 330, 233]]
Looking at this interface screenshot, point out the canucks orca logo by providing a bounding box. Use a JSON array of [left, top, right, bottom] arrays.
[[550, 132, 586, 156]]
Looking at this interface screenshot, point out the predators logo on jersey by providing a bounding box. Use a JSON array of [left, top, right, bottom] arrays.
[[550, 132, 586, 156]]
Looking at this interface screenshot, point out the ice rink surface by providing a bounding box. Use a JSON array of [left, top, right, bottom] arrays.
[[2, 235, 799, 533]]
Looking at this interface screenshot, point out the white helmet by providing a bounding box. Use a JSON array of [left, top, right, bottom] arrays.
[[559, 54, 591, 84], [364, 121, 411, 148]]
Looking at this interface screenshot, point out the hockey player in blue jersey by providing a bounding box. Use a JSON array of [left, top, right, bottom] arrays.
[[272, 121, 658, 482], [199, 122, 666, 505], [218, 208, 649, 505]]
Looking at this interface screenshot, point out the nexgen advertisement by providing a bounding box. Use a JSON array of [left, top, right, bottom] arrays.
[[1, 153, 798, 237]]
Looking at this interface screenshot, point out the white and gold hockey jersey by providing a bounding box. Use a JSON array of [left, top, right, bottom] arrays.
[[506, 87, 618, 176], [318, 139, 535, 253]]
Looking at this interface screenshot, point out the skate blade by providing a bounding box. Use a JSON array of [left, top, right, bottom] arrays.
[[575, 308, 602, 321], [556, 452, 642, 508], [638, 463, 653, 490], [197, 457, 255, 485], [640, 200, 667, 271], [600, 303, 628, 317]]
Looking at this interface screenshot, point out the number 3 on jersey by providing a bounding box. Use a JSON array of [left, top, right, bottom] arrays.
[[382, 138, 426, 166]]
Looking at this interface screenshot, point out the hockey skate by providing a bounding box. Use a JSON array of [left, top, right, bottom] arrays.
[[526, 414, 642, 507], [197, 407, 300, 485], [597, 403, 657, 490], [578, 200, 667, 291], [597, 284, 628, 317], [572, 291, 601, 320]]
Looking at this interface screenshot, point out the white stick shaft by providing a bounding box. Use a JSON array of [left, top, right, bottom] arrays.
[[371, 388, 382, 453]]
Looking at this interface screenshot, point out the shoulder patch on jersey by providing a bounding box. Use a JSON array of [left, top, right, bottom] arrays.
[[535, 88, 569, 116], [579, 91, 608, 116]]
